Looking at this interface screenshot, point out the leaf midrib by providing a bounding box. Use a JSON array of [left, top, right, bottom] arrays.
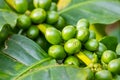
[[17, 65, 80, 80], [14, 58, 52, 80], [59, 0, 120, 15]]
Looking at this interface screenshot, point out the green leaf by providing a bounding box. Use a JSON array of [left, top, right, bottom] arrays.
[[0, 51, 27, 80], [3, 34, 49, 65], [17, 65, 94, 80], [0, 34, 57, 80], [69, 0, 88, 5], [59, 0, 120, 25], [0, 35, 94, 80], [0, 51, 56, 80], [116, 43, 120, 55], [0, 0, 11, 9], [100, 36, 118, 51], [0, 9, 17, 31]]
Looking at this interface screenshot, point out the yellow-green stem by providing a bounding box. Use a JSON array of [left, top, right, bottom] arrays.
[[37, 24, 52, 35], [76, 52, 92, 66]]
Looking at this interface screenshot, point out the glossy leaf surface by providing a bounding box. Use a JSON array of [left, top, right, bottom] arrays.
[[59, 0, 120, 25]]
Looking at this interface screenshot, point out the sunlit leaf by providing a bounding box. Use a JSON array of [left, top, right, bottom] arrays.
[[59, 0, 120, 25]]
